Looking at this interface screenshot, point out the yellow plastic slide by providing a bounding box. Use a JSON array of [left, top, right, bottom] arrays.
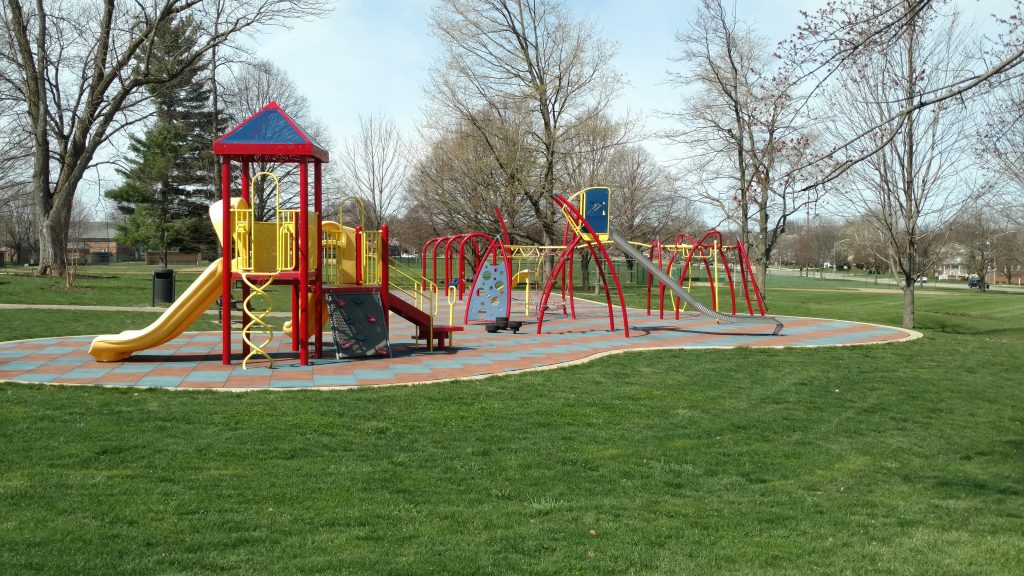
[[88, 199, 246, 362], [88, 260, 226, 362]]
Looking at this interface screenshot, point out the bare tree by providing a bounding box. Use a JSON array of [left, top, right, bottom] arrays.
[[827, 7, 973, 327], [978, 70, 1024, 225], [782, 0, 1024, 193], [956, 208, 1021, 291], [428, 0, 624, 245], [794, 217, 841, 279], [410, 112, 539, 242], [0, 0, 330, 277], [339, 115, 409, 229], [0, 75, 30, 187], [664, 0, 823, 294], [219, 58, 333, 221]]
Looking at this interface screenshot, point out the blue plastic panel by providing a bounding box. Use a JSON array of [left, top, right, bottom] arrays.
[[465, 255, 510, 322], [582, 187, 610, 237]]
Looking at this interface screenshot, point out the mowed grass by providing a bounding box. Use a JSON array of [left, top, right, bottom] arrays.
[[1, 284, 1023, 573], [0, 270, 202, 307]]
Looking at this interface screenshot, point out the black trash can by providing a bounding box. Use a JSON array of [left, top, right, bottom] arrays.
[[152, 268, 176, 306]]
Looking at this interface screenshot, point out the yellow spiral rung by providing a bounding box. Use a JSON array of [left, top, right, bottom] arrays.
[[241, 272, 277, 369]]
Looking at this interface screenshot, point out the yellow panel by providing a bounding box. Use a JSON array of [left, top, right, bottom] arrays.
[[252, 222, 278, 273], [339, 226, 357, 284], [307, 216, 319, 271]]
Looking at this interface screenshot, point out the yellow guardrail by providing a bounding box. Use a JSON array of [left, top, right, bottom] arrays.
[[388, 262, 440, 317]]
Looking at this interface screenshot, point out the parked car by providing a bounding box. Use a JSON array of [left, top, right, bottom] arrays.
[[915, 275, 928, 285], [967, 277, 990, 289]]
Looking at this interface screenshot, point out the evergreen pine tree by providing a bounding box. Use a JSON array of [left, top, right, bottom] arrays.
[[106, 15, 221, 265]]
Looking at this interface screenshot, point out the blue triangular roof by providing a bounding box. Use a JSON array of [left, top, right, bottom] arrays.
[[213, 101, 329, 162]]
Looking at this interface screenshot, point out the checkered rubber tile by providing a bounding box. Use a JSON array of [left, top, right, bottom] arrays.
[[0, 299, 918, 390]]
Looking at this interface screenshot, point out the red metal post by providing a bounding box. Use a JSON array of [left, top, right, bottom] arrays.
[[554, 195, 629, 337], [298, 160, 309, 366], [536, 238, 580, 333], [220, 156, 232, 365], [381, 224, 390, 332], [291, 283, 299, 352], [314, 160, 323, 358]]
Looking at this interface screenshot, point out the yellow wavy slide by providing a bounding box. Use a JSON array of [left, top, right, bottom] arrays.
[[88, 199, 244, 362], [88, 260, 227, 362]]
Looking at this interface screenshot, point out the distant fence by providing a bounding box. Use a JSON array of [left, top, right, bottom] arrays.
[[145, 251, 202, 266]]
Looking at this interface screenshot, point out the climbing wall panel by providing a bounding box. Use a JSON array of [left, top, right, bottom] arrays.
[[464, 243, 510, 323], [325, 289, 391, 359]]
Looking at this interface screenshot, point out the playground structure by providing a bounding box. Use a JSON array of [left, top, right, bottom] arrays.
[[87, 103, 778, 370], [421, 187, 783, 337], [89, 102, 461, 366]]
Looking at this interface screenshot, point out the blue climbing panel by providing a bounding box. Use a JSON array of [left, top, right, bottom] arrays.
[[464, 243, 510, 323]]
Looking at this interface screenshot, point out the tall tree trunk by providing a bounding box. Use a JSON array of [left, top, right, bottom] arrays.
[[902, 284, 915, 328]]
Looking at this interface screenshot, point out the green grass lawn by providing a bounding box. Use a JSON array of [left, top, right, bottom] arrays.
[[1, 282, 1022, 573]]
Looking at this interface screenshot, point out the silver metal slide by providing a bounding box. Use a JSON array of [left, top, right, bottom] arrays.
[[607, 230, 784, 335]]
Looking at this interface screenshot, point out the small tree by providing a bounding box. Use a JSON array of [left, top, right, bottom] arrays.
[[0, 182, 37, 264], [825, 6, 973, 328]]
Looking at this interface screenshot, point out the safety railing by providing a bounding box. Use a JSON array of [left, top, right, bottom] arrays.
[[388, 261, 441, 317], [277, 209, 298, 271], [231, 207, 254, 271], [361, 230, 383, 285], [322, 224, 344, 285]]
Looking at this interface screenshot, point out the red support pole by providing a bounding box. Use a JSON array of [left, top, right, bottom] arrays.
[[314, 160, 323, 358], [554, 195, 629, 337], [567, 245, 576, 319], [381, 224, 390, 333], [421, 239, 433, 280], [659, 239, 667, 315], [495, 207, 511, 245], [298, 160, 309, 366], [291, 283, 299, 352], [431, 239, 442, 285], [736, 239, 767, 315], [220, 156, 232, 365], [536, 238, 581, 334], [646, 241, 655, 316], [240, 160, 250, 203]]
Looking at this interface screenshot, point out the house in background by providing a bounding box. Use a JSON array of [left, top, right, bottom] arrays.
[[935, 243, 969, 280], [69, 221, 140, 264]]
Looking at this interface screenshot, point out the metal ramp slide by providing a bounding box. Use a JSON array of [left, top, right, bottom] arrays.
[[607, 230, 784, 335]]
